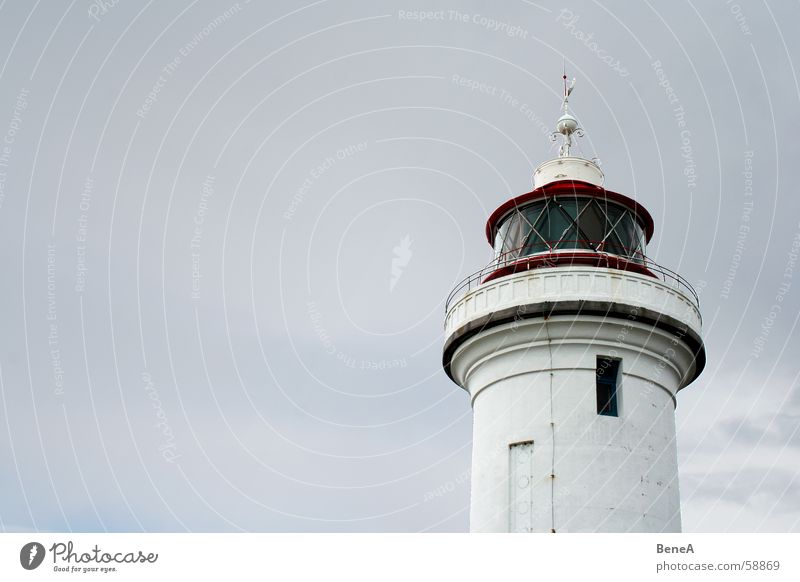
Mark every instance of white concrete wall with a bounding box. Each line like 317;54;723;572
451;316;693;533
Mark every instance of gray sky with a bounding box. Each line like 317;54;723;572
0;0;798;532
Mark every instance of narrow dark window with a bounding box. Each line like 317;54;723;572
596;357;620;416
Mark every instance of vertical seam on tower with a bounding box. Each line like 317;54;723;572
544;316;556;533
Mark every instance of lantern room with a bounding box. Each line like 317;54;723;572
484;176;655;281
480;75;656;284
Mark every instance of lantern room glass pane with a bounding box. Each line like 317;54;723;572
616;213;638;255
503;213;523;258
523;202;548;254
575;200;606;247
494;217;512;259
636;228;647;260
542;202;575;247
492;197;648;263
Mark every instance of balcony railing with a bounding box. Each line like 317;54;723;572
444;244;700;314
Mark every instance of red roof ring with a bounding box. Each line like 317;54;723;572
485;180;655;245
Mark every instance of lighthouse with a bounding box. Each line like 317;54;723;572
442;78;705;532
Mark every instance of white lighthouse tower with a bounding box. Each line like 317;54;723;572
442;78;705;532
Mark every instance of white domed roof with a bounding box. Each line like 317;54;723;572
533;156;604;188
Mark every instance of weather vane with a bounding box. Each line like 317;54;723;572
550;70;583;157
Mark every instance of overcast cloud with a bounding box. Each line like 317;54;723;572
0;0;798;532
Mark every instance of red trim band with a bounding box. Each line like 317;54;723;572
481;252;656;284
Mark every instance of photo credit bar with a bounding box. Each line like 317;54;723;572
0;533;797;581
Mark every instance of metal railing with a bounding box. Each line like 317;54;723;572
444;244;700;314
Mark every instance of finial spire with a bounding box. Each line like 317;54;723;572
562;73;575;112
551;71;582;157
